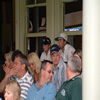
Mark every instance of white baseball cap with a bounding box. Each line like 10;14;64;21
55;33;70;44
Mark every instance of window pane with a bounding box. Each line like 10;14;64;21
37;0;46;3
27;6;46;33
27;37;45;57
26;0;35;5
64;0;82;31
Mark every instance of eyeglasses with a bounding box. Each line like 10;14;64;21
44;69;54;74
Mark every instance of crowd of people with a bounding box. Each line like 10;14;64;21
0;33;82;100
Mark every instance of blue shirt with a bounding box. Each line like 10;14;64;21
27;81;56;100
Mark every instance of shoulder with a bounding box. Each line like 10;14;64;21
65;44;75;50
68;78;82;91
47;82;55;87
41;52;46;56
59;60;67;68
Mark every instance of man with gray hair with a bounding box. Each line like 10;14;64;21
55;56;82;100
50;44;67;92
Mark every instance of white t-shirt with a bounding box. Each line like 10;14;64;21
40;50;52;61
60;44;75;63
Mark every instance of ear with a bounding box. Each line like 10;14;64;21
22;64;26;70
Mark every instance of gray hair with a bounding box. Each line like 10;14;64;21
15;53;28;71
68;56;81;73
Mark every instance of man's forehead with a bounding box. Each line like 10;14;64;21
46;62;53;69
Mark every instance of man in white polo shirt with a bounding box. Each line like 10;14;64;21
55;33;75;64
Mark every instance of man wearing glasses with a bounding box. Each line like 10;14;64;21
50;44;67;92
27;60;56;100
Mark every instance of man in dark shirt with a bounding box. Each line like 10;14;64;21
55;56;82;100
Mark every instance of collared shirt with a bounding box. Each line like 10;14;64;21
40;50;52;61
60;44;75;63
27;81;56;100
10;71;34;100
55;75;82;100
52;60;67;92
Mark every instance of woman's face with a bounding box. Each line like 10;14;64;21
29;62;36;72
4;86;14;100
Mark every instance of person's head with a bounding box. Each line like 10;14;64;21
55;33;69;49
73;49;82;60
4;80;21;100
13;53;28;79
28;52;41;74
50;44;60;67
41;60;53;83
67;56;81;80
11;50;22;62
4;51;14;68
42;37;51;54
73;49;82;71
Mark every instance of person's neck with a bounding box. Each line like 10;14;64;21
62;47;64;53
38;78;46;89
45;50;49;55
18;70;27;79
54;64;58;69
68;72;80;81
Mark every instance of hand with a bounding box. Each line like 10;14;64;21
3;64;10;73
6;67;18;78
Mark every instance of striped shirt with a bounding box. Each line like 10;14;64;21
52;60;67;92
10;71;34;100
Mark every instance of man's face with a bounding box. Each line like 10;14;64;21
58;38;66;49
43;44;50;53
51;52;60;66
13;57;22;78
43;62;53;83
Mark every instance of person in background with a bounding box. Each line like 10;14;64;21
28;52;41;83
73;49;82;78
50;44;67;92
40;37;52;62
55;56;82;100
3;51;14;74
55;33;75;64
73;49;82;60
27;60;56;100
4;80;21;100
0;51;16;93
0;50;23;94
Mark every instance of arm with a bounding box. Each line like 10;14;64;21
0;67;18;93
0;72;11;92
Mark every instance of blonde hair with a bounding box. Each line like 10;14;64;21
28;52;41;74
6;80;21;100
4;51;13;61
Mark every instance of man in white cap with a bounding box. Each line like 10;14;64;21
55;33;75;64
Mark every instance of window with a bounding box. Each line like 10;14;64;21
63;0;82;32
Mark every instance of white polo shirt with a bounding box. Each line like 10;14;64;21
40;50;52;61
